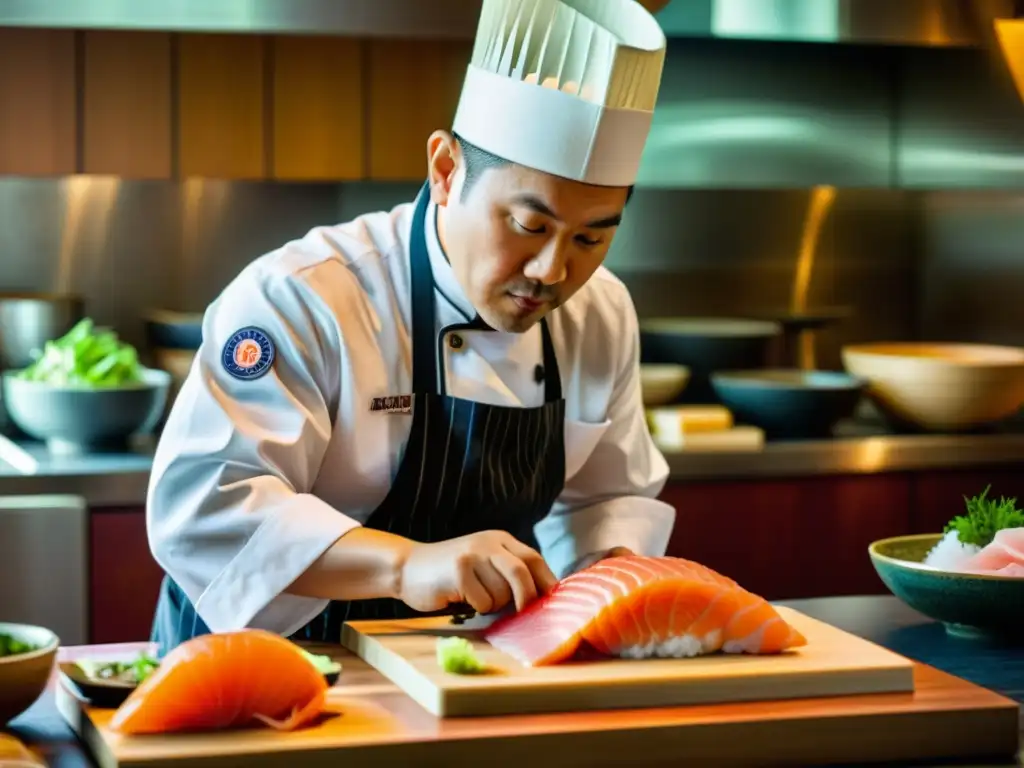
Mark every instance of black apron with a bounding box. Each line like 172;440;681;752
150;184;567;654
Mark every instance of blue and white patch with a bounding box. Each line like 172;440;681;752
221;327;275;381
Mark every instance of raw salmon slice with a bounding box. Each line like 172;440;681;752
109;629;328;734
483;555;807;666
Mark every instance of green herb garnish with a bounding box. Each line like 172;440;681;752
15;318;143;388
436;636;486;675
301;650;342;676
0;632;37;657
76;653;160;684
944;485;1024;548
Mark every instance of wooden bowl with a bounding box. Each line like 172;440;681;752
869;534;1024;642
640;364;690;406
0;622;59;725
842;342;1024;432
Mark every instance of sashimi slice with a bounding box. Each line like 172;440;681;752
958;527;1024;577
109;629;327;735
483;555;807;666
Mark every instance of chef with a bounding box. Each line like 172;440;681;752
147;0;675;654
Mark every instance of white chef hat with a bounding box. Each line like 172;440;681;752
452;0;667;188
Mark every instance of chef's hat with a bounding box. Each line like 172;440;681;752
452;0;667;188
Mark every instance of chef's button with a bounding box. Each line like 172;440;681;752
448;334;464;350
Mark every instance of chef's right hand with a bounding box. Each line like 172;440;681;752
398;530;558;614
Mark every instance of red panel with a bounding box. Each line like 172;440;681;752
911;467;1024;534
659;474;914;601
89;506;165;644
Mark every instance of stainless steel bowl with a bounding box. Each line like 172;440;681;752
0;293;85;370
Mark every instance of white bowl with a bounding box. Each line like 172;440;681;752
640;364;690;406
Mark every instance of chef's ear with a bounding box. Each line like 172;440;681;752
427;130;459;206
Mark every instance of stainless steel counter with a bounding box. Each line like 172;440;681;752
3;419;1024;506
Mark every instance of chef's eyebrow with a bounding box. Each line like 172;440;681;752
510;194;623;229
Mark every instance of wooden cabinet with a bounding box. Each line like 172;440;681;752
0;29;473;181
89;506;165;645
82;31;173;177
0;29;76;176
271;36;365;181
367;39;472;180
177;34;267;179
659;474;914;601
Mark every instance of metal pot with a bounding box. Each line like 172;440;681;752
0;293;86;371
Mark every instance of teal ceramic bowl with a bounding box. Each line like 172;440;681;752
869;533;1024;642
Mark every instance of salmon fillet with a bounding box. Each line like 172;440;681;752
109;629;327;734
483;555;808;666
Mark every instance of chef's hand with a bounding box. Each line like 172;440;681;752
398;530;558;614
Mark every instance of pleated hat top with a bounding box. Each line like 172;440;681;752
451;0;667;188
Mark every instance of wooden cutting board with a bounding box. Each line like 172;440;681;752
339;606;916;717
55;652;1021;768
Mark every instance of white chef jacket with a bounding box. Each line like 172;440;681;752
146;193;675;637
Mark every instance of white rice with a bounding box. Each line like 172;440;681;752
922;530;981;571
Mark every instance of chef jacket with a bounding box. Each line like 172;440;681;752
146;195;675;638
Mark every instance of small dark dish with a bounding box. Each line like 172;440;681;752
144;310;204;351
710;369;865;440
59;659;342;709
59;662;138;708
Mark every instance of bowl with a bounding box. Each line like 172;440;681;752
144;309;203;351
869;533;1024;641
639;318;782;404
0;293;85;370
640;364;690;406
710;369;865;440
1;367;171;455
842;342;1024;432
0;622;60;725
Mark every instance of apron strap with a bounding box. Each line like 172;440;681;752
410;184;440;395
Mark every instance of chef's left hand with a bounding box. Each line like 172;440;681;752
570;546;635;574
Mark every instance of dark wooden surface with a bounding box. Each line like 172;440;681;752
7;596;1021;767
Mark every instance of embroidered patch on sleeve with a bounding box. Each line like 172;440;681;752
222;327;276;381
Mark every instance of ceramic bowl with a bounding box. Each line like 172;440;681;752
0;622;60;725
842;342;1024;432
1;367;171;455
640;364;690;406
868;533;1024;641
710;369;865;440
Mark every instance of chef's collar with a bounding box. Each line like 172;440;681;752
425;199;493;330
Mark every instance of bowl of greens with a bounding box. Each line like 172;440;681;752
869;486;1024;642
1;318;171;454
0;623;60;725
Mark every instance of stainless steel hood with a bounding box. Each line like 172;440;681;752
657;0;1019;47
0;0;1017;47
0;0;484;39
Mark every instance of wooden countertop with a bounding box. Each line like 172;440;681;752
5;596;1023;767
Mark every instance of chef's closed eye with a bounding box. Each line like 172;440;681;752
510;214;547;235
